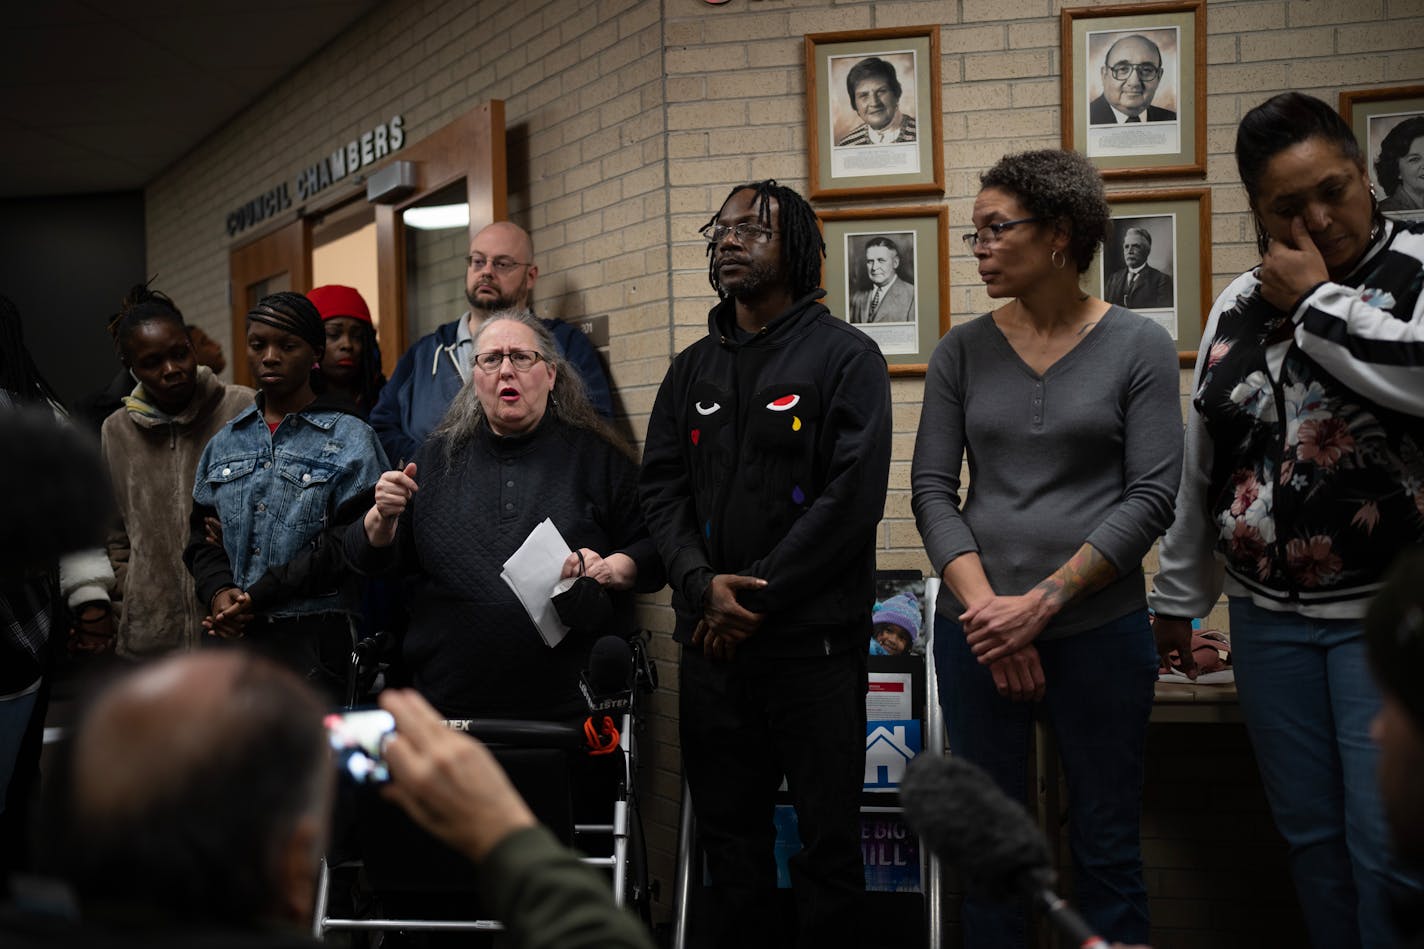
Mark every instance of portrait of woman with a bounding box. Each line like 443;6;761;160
1372;112;1424;216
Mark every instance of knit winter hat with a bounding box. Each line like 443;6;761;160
873;593;921;643
307;285;373;324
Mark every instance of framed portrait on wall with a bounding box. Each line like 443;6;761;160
1340;86;1424;223
1061;1;1205;179
1085;188;1211;364
805;26;944;201
819;205;948;374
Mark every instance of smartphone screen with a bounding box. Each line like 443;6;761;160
324;708;395;785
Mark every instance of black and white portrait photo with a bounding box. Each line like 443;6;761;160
847;232;917;325
1102;214;1177;335
1369;111;1424;221
827;50;920;178
1084;27;1180;159
819;205;947;366
807;27;943;199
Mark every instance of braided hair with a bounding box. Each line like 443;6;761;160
246;292;325;353
247;291;327;393
108;281;187;362
345;323;385;413
705;180;825;300
0;294;66;409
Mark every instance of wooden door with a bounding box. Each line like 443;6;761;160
228;218;311;387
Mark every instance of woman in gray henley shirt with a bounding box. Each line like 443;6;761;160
911;149;1182;949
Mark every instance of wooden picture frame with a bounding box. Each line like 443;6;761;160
805;26;944;201
819;205;949;375
1086;187;1211;364
1061;1;1206;179
1340;85;1424;224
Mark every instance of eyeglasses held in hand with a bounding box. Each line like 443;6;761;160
962;217;1043;251
1107;63;1162;81
466;255;532;274
698;222;776;245
473;349;545;372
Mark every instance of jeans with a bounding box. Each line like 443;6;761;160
680;646;868;949
934;609;1157;949
0;685;39;815
1229;598;1422;949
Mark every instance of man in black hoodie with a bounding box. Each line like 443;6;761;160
640;180;892;948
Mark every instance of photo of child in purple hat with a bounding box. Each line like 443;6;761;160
871;592;922;656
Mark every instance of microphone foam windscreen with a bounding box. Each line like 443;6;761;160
900;753;1051;901
587;636;633;694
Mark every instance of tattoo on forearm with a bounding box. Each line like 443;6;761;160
1034;544;1115;609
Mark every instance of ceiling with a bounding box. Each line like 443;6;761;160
1;0;382;199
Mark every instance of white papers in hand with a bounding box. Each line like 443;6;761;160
500;517;572;648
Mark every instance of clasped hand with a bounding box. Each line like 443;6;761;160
693;573;767;661
560;549;637;591
960;591;1056;664
960;593;1053;703
204;587;253;639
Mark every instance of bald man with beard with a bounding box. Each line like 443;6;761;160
368;220;614;466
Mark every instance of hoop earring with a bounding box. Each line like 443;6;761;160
1252;214;1271;257
1051;249;1066;270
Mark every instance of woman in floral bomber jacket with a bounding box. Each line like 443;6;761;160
1150;93;1424;949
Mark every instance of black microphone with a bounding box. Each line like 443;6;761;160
579;636;634;714
900;754;1109;949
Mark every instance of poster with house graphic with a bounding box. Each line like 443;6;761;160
864;720;921;791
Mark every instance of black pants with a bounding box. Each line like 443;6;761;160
680;645;868;949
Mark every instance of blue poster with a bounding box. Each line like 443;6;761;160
864;720;921;790
772;806;923;893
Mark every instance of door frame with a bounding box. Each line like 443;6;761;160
226;101;508;380
227;219;311;387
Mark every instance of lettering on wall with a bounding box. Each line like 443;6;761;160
224;183;293;239
225;115;405;237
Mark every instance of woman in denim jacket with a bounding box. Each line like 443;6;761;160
184;292;387;699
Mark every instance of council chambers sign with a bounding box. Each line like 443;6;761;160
225;115;406;238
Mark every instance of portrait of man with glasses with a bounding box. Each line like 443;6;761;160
1088;31;1178;126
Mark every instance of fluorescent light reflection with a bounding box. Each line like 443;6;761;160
402;203;470;230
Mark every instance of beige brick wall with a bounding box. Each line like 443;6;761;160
143;0;1423;934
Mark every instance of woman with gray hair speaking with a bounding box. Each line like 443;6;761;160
346;310;662;720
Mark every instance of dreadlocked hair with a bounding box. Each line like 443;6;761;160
705;180;825;300
0;294;66;410
108;280;187;359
